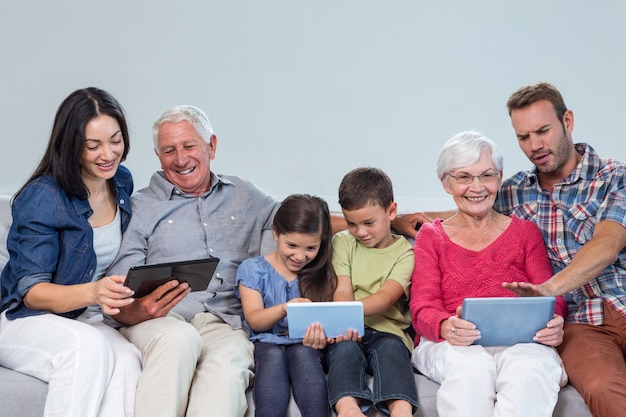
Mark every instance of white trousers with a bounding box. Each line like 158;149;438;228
412;337;567;417
121;311;254;417
0;308;142;417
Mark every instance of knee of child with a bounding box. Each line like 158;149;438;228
255;343;285;364
374;334;407;355
331;340;361;356
288;345;323;369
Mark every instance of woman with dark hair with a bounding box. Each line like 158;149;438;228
236;194;336;417
0;87;141;417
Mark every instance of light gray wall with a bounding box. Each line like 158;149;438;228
2;1;625;212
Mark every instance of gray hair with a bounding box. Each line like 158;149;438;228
436;131;504;179
152;105;214;151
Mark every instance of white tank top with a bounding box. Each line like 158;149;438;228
91;208;122;281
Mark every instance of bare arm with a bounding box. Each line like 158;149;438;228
23;275;135;316
333;275;355;301
239;283;311;332
504;220;626;296
391;210;456;238
359;279;405;317
330;213;347;234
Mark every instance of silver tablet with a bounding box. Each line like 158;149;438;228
287;301;364;338
461;296;556;347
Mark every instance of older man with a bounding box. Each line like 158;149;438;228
107;105;279;417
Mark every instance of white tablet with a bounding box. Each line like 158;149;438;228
461;296;556;347
286;301;365;338
124;257;220;298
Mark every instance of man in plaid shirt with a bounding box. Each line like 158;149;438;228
495;81;626;417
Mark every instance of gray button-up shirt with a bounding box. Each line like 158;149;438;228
108;171;279;329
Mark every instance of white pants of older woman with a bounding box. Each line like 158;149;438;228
412;337;568;417
0;307;142;417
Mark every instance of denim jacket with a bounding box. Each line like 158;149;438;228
0;165;133;320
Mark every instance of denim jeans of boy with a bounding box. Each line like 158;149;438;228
253;341;329;417
326;328;418;416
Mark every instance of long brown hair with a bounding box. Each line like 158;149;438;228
16;87;130;200
273;194;336;301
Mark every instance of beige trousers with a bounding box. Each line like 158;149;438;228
121;312;254;417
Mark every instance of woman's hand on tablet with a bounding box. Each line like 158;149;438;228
442;306;481;346
534;314;564;347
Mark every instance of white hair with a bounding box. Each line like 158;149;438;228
436;131;504;179
152;105;214;151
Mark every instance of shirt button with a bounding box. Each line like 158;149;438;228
203;223;208;227
168;219;173;224
556;239;561;243
230;216;236;221
119;199;125;204
209;248;214;253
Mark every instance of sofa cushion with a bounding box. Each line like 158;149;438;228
0;367;47;417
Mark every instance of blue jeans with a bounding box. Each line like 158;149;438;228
326;328;418;416
253;342;329;417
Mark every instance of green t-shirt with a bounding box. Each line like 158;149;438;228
332;230;415;350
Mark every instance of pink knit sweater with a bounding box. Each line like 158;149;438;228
410;216;568;344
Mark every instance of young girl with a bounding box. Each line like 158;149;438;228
236;194;336;417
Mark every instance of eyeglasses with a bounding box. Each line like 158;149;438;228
447;172;499;184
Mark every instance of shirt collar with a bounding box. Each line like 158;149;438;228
523;142;594;187
150;171;233;200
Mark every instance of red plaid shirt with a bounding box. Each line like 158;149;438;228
495;143;626;325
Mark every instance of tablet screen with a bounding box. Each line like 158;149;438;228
461;296;555;347
286;301;364;338
124;257;219;298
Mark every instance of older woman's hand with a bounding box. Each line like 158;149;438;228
441;306;482;346
533;314;565;347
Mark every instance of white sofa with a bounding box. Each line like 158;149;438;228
0;195;592;417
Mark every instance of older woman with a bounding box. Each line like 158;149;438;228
409;131;568;417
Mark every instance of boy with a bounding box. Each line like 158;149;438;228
328;167;417;417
